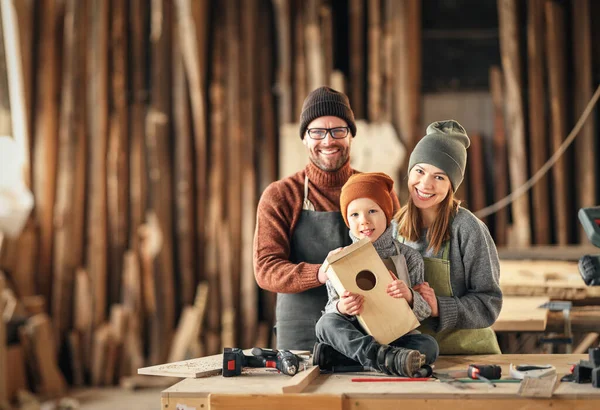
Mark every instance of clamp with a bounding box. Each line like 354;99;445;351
538;301;573;353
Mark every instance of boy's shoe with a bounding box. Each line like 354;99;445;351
375;345;426;377
312;342;361;370
393;348;426;377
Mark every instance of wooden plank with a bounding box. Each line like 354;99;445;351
272;0;292;124
304;0;324;91
0;274;6;402
545;0;571;245
293;0;307;116
320;4;333;85
571;0;596;243
491;296;549;332
52;0;87;350
281;365;320;394
174;0;208;294
209;394;343;410
87;0;109;327
573;332;599;354
497;0;531;246
367;0;381;121
499;259;600;300
107;0;130;308
27;313;67;397
527;0;550;245
172;20;196;307
489;67;508;246
205;3;226;354
240;0;258;349
5;345;26;402
546;308;600;333
139;352;222;378
128;0;149;251
468;133;486;224
1;0;31;184
381;0;394;121
147;0;176;364
348;0;364;118
498;244;598;261
32;0;62;309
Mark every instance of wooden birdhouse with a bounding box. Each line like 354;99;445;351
324;238;420;344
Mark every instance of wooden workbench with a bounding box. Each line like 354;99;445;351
160;354;600;409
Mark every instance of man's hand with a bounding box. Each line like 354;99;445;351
337;291;364;316
317;247;344;284
387;279;413;306
413;282;438;317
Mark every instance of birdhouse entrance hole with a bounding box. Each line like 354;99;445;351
355;270;376;291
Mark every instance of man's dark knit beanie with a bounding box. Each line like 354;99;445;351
299;86;357;139
408;120;470;191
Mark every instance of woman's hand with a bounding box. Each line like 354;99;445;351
413;282;439;317
387;279;413;306
337;291;364;316
317;247;343;283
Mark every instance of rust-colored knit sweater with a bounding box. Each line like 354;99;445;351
253;160;400;294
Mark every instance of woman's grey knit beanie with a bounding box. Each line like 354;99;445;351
408;120;470;191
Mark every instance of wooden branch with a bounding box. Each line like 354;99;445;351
87;0;109;327
497;0;531;246
527;0;550;245
545;0;570;245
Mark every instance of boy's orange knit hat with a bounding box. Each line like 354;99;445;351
340;172;396;227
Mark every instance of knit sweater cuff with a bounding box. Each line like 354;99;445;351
302;263;322;288
437;296;458;331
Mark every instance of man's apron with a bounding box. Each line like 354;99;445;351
405;239;501;354
275;176;352;351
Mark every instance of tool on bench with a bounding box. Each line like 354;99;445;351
569;347;600;388
509;364;556;379
467;364;502;387
222;347;300;377
577;207;600;286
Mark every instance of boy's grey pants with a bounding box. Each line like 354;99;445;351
315;312;439;369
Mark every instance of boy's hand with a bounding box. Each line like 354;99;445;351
337;291;364;316
413;282;438;317
387;279;413;305
318;247;343;283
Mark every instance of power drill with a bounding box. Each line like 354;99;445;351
578;207;600;286
222;347;300;377
572;348;600;388
467;364;502;382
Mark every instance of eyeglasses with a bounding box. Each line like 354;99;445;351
306;127;350;140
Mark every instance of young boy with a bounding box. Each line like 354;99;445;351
314;172;439;376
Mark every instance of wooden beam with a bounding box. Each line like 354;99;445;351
272;0;292;124
304;0;325;91
573;332;599;354
497;0;531;246
292;0;307;116
527;0;550;245
545;0;571;245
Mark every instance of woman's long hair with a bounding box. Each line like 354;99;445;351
395;189;461;255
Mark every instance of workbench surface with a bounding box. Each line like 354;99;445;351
161;354;600;409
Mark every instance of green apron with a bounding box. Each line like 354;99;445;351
411;240;501;355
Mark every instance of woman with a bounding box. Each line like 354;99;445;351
394;119;502;354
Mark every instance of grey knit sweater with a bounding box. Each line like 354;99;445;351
398;207;502;332
324;225;431;321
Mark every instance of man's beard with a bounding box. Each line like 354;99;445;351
308;146;350;172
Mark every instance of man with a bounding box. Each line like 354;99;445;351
253;86;400;350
